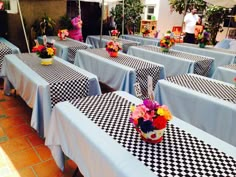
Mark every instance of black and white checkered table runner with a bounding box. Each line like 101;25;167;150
16;53;89;107
0;41;12;72
222;64;236;70
86;48;161;99
136;45;214;76
70;92;236;176
181;43;236;55
47;36;89;63
166;74;236;104
100;35;139;45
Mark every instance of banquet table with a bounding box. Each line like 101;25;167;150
45;91;236;177
128;45;214;77
121;35;160;46
212;64;236;84
173;43;236;72
154;73;236;146
214;38;236;49
74;48;165;98
1;53;101;137
0;37;20;75
38;36;92;63
86;35;140;53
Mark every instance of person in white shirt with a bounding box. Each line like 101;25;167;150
183;7;200;44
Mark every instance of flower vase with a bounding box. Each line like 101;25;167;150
111;36;118;41
199;43;205;48
161;47;169;52
41;58;53;65
143;33;147;38
109;51;118;58
136;128;166;144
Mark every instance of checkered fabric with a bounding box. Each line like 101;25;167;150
70;92;236;176
86;48;161;99
16;53;89;107
166;74;236;104
181;43;236;55
47;36;89;63
222;64;236;70
136;45;214;76
99;35;139;53
0;41;12;72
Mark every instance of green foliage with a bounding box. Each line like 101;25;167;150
169;0;227;45
31;14;56;37
169;0;206;14
204;6;226;45
59;15;73;30
110;0;144;33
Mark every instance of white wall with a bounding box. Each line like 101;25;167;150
144;0;183;38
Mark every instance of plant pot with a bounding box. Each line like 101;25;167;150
136;128;166;144
41;58;53;65
109;51;118;57
161;47;169;52
199;43;206;48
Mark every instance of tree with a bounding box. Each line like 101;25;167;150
110;0;144;34
204;6;226;45
169;0;206;14
169;0;227;44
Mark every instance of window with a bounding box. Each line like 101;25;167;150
146;5;155;20
1;0;18;14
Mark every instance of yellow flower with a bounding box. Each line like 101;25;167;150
157;108;165;116
130;105;136;112
47;48;54;56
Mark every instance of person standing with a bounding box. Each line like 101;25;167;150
69;15;83;42
183;7;200;44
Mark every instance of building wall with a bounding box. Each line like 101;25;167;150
7;0;66;52
144;0;183;38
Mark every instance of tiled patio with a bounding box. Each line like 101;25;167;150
0;84;83;177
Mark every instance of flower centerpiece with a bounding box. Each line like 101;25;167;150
130;99;173;144
32;42;56;65
142;25;151;37
159;31;175;52
110;29;120;41
234;77;236;87
197;30;210;48
105;40;122;57
57;29;69;40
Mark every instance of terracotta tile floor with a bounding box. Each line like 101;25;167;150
0;89;84;177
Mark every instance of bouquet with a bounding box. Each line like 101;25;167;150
234;77;236;87
57;29;69;40
32;42;56;58
159;31;175;51
142;25;151;36
111;29;119;37
197;30;210;45
105;40;122;53
130;99;172;143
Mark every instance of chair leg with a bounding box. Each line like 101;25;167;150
72;167;79;177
